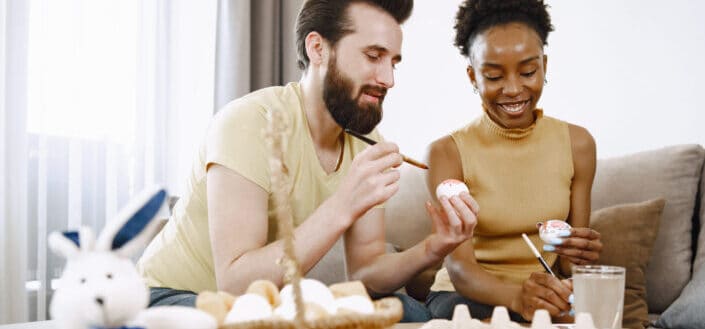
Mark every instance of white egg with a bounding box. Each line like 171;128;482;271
435;179;469;199
279;279;336;315
273;302;296;321
224;293;272;323
334;295;374;314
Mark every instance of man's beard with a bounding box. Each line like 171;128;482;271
322;55;385;135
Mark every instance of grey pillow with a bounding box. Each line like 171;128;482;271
655;263;705;328
656;185;705;329
591;144;705;313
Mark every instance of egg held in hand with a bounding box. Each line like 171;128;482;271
435;179;470;199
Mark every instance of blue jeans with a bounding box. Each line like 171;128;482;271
149;287;197;307
149;288;431;323
426;291;527;322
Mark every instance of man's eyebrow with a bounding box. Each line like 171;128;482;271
365;45;402;63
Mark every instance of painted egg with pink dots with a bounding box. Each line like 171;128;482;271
435;179;470;200
537;219;572;243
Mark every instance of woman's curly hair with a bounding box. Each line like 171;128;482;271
454;0;554;58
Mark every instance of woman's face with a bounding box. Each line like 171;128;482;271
468;22;547;129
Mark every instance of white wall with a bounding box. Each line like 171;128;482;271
381;0;705;160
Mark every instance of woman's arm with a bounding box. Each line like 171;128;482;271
427;136;572;320
426;137;520;308
555;124;601;275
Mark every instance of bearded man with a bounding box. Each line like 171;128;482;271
137;0;477;322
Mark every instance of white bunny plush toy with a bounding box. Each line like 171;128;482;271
48;187;216;329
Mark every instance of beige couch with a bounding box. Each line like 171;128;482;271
308;144;705;328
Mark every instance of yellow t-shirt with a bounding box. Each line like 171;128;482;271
431;109;573;291
137;82;382;292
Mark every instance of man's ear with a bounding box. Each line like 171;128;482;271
305;31;328;66
467;65;478;89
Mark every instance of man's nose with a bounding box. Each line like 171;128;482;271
376;63;395;89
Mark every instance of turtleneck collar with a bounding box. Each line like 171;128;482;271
480;103;543;139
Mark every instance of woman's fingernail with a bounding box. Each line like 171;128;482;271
542;244;556;252
549;238;564;245
569;294;574;304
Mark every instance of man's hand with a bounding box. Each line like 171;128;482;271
333;141;403;225
424;191;479;259
546;227;602;265
513;272;573;321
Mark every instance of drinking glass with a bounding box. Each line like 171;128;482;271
572;265;625;329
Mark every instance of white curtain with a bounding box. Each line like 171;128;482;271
1;0;30;324
1;0;217;323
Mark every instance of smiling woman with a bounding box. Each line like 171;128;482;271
423;0;600;324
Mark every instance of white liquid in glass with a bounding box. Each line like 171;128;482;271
574;273;625;329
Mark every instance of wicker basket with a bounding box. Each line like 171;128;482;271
218;297;403;329
213;110;402;329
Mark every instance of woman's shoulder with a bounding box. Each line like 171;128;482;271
565;123;596;155
428;135;458;160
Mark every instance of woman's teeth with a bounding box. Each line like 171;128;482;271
500;102;526;113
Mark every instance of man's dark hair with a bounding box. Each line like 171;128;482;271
454;0;553;58
295;0;413;70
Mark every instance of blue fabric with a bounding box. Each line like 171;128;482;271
148;287;197;307
391;293;432;323
63;231;80;247
113;190;166;250
426;291;527;322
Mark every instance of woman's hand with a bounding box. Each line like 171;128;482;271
513;272;573;321
544;227;602;265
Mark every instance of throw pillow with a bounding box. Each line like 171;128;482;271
656;263;705;329
589;198;666;329
656;188;705;328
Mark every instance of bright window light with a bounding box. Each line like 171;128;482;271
27;0;139;145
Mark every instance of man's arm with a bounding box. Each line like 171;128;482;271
208;164;350;294
208;141;403;294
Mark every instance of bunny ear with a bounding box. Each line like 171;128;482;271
48;231;80;260
96;186;168;254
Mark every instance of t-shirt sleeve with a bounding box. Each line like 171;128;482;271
205;101;271;193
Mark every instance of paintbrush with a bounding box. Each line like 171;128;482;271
521;233;556;277
344;128;429;170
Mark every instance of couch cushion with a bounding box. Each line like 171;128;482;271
385;166;433;251
307;238;346;285
590;198;665;329
591;144;705;313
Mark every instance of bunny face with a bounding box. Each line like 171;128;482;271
48;187;168;329
50;252;148;328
